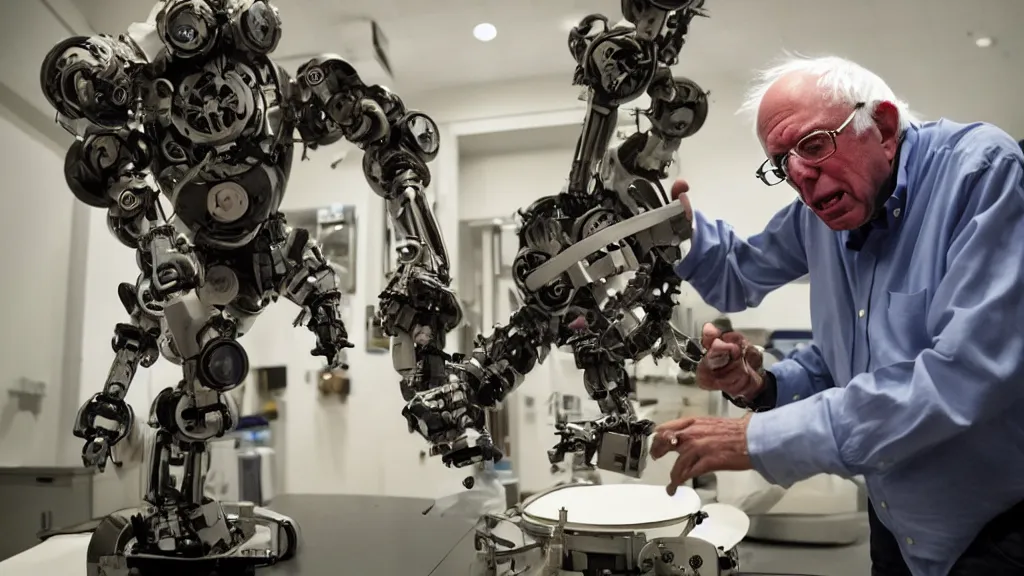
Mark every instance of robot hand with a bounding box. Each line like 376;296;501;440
548;414;655;478
401;363;503;468
73;392;135;471
657;323;705;373
307;291;354;370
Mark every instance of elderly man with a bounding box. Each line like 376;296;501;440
651;55;1024;576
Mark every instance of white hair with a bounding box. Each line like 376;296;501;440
736;53;921;136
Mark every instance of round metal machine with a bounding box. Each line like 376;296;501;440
473;483;748;576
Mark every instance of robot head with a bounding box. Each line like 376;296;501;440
228;0;283;54
40;36;135;128
156;0;219;59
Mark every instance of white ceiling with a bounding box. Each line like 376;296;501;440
71;0;1024;134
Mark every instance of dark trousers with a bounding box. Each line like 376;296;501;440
869;500;1024;575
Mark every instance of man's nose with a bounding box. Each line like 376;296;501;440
786;156;819;192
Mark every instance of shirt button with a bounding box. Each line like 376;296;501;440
792;394;801;400
858;309;866;318
893;208;901;218
905;537;914;545
880;501;888;509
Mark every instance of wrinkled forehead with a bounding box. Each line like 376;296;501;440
756;73;845;153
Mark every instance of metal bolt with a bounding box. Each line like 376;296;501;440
119;191;140;210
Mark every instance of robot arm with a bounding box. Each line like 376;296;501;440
73;282;162;471
275;220;354;369
571;1;709;196
403;303;562;467
291;59;461;394
401;0;712;478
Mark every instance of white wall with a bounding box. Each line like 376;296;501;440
459;148;574;222
0;108;74;467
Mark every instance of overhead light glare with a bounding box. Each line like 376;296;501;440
474;22;497;42
975;36;993;48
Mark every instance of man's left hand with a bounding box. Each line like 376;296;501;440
650;416;754;496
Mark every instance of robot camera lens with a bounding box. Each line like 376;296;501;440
173;25;197;43
198;338;249;391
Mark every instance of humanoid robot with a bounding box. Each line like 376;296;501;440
40;1;448;574
399;0;712;482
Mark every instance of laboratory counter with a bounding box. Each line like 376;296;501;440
1;493;870;576
264;494;871;576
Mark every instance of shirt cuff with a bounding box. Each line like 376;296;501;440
723;370;777;411
674;210;711;280
768;358;815;407
746;390;852;487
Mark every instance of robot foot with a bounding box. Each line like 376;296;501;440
88;503;299;576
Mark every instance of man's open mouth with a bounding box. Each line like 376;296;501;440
814;191;845;211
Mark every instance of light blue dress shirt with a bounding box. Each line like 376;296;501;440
675;119;1024;576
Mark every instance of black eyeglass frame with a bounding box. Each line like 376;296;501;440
754;102;867;186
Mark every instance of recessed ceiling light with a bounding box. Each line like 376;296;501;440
975;36;993;48
473;23;497;42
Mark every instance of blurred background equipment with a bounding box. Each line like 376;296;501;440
282;204;358;294
317;367;351;400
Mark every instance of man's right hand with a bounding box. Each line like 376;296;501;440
696;323;766;402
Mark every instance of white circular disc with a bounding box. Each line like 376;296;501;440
198;265;239;306
523;484;701;531
687;502;750;551
207;182;250;223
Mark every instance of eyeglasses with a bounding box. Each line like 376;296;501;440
755;102;866;186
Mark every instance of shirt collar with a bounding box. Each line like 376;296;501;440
845;127;917;251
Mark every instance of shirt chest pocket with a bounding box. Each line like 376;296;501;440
878;289;931;362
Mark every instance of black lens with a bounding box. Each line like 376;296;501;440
198;338;249;391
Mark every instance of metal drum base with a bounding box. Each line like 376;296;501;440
472;484;744;576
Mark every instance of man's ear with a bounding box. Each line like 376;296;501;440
873;101;901;160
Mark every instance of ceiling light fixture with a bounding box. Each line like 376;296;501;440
975;36;993;48
474;22;497;42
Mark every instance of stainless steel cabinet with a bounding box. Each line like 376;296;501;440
0;467;93;561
